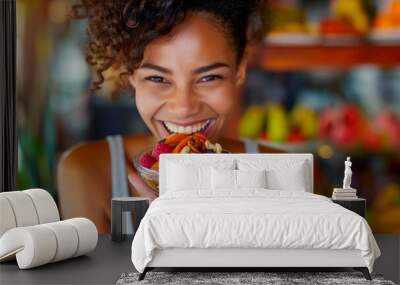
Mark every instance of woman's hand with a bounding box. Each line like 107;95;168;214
126;158;159;202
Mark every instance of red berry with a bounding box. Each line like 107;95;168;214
152;142;173;160
139;153;156;169
259;131;268;140
287;129;306;143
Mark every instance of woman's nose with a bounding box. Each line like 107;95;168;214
168;86;201;116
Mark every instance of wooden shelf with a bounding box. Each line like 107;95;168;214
256;43;400;71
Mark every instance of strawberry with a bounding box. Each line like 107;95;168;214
139;153;157;169
152;142;173;160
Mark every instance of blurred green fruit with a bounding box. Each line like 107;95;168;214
239;105;265;138
265;103;289;142
290;105;318;139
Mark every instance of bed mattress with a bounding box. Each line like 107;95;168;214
131;190;380;273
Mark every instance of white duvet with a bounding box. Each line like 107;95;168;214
131;190;380;273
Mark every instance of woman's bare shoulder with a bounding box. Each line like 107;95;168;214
57;133;155;196
57;138;112;205
58;139;108;167
56;133;155;216
58;133;155;168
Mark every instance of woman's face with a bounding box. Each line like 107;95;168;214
129;13;247;141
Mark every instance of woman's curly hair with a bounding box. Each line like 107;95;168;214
72;0;268;91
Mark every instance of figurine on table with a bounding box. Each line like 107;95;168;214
332;156;358;199
343;156;353;189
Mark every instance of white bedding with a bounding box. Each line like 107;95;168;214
131;190;380;273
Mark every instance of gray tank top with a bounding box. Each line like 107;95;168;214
106;135;259;233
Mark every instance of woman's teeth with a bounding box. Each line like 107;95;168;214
163;119;211;134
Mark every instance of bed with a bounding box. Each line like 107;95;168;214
131;153;381;281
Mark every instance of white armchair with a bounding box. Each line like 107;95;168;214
0;189;97;269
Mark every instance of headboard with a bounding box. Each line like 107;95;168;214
159;153;314;195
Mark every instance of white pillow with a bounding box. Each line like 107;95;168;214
211;168;236;190
167;160;235;192
211;168;267;190
237;159;308;191
266;168;306;191
167;162;209;191
236;169;267;188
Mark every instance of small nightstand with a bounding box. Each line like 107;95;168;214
111;197;150;242
331;198;366;218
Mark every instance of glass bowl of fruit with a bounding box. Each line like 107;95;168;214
133;148;160;191
133;132;228;192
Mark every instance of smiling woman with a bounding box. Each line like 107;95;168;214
57;0;284;234
130;13;245;142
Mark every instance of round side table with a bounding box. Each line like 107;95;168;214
111;197;150;242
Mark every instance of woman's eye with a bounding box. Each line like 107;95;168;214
144;76;169;84
197;75;223;83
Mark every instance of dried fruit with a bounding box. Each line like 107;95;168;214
164;133;188;146
151;161;159;171
139;153;157;168
187;137;204;153
193;132;207;141
140;133;225;171
152;142;173;160
172;136;192;153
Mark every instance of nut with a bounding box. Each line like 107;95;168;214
205;140;213;150
215;143;222;153
187;137;203;153
180;145;191;154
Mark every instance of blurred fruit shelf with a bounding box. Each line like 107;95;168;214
256;43;400;71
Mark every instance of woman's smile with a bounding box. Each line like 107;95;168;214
161;118;214;134
155;118;217;137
